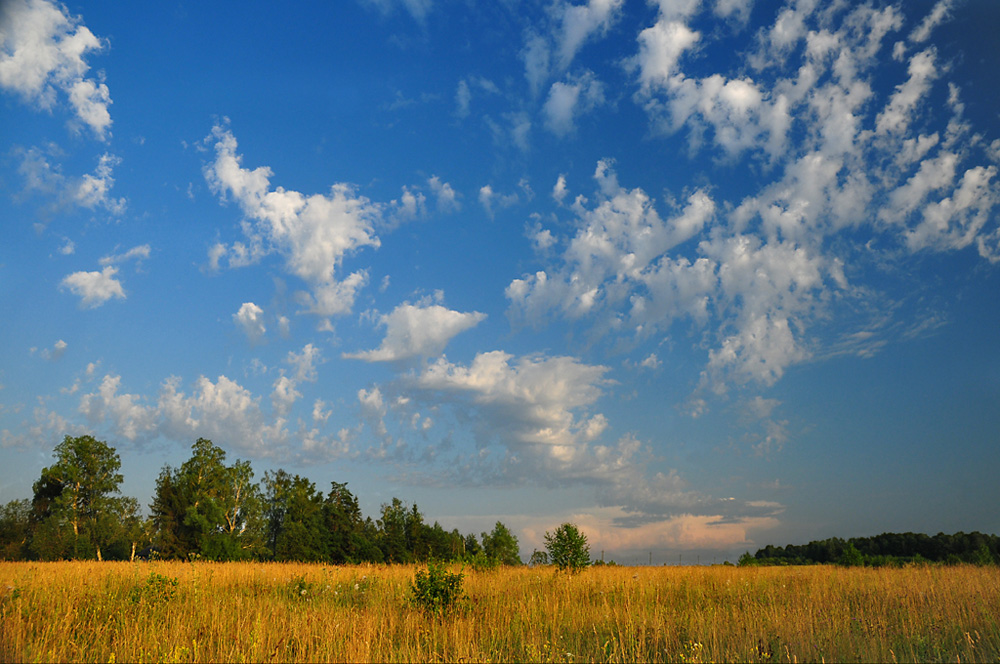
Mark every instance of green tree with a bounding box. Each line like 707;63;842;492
528;549;549;567
262;470;328;561
0;499;31;560
838;541;864;567
323;481;375;563
30;435;135;560
149;439;263;560
377;498;415;563
481;521;522;565
544;522;591;573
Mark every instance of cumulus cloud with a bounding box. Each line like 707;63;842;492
204;124;382;318
77;372;350;460
506;1;1000;397
233;302;266;342
60;265;125;308
428;175;460;213
543;71;605;137
16;148;126;217
39;339;67;361
345;301;486;362
0;0;112;138
414;350;610;449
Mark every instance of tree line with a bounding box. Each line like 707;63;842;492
739;531;1000;567
0;435;523;565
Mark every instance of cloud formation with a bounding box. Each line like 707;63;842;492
345;301;486;363
0;0;112;138
60;265;125;308
204;124;382;318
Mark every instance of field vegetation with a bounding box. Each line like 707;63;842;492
2;560;998;663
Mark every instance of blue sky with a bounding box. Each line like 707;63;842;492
2;0;998;563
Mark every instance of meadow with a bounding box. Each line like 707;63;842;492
1;561;998;663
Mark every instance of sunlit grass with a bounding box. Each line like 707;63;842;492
1;561;998;662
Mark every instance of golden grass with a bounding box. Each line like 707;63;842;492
1;561;998;663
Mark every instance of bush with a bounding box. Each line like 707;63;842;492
544;523;591;573
128;572;179;606
410;560;465;616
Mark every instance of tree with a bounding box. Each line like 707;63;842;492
528;549;549;567
0;499;31;560
544;522;591;573
482;521;522;565
262;470;328;561
30;435;135;560
149;438;264;560
323;481;375;563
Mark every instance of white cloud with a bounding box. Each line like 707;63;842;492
543;71;605;137
521;32;551;97
40;339;67;361
875;48;938;137
552;174;569;204
233;302;266;342
16;147;125;216
345;302;486;362
60;265;125;308
271;375;301;417
99;244;150;266
0;0;112;138
428;175;460;213
414;350;610;449
204;124;381;318
555;0;624;70
287;343;322;382
909;0;954;43
478;184;519;219
633;18;700;90
75;371;351;460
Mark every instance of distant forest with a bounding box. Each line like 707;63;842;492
740;532;1000;567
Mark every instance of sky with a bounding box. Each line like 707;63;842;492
1;0;999;564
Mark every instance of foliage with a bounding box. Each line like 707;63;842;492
481;521;522;565
150;438;264;561
0;500;32;561
467;550;500;572
544;522;591;573
29;435;141;561
410;560;466;616
528;549;549;567
751;531;1000;567
128;572;179;606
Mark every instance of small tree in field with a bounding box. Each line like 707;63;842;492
544;522;591;573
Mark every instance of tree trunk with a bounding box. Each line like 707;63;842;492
96;544;103;562
130;541;136;562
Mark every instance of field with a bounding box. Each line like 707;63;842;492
1;561;998;663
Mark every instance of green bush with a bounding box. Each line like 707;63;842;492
128;572;179;606
410;560;465;616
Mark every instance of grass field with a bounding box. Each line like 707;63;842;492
1;561;998;663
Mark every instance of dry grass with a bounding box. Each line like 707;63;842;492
1;561;998;662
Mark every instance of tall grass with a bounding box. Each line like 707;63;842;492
1;561;998;662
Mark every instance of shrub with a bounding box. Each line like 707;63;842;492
128;572;179;606
411;560;465;616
